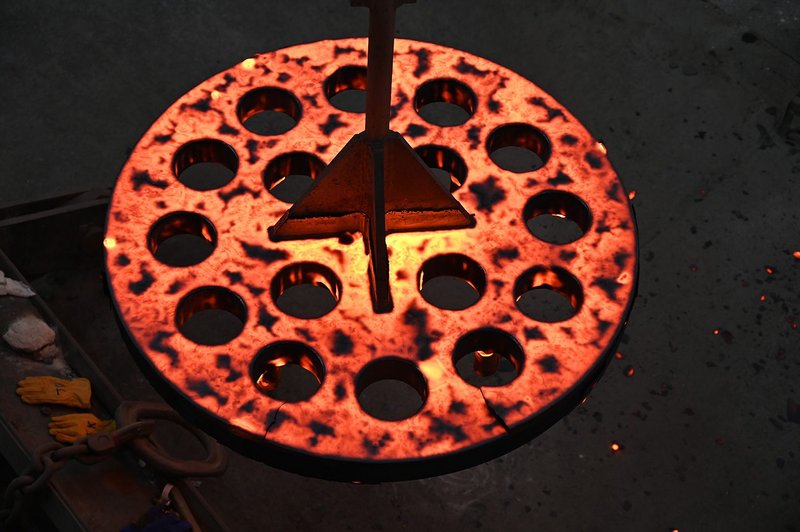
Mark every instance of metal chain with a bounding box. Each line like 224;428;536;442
0;420;155;530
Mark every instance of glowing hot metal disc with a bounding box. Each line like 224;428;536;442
105;38;637;482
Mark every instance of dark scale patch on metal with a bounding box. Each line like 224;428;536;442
429;417;468;442
150;331;179;366
363;433;392;456
303;94;319;108
246;284;265;297
536;354;560;373
129;266;155;295
492;247;519;267
560;134;579;145
469;176;506;213
491;279;506;297
245;139;260;164
585;151;604;169
548;171;574;186
187;379;228;405
295;328;315;342
238;399;255;413
449;401;466;415
154;134;172;144
334;382;346;401
258;306;279;332
593;277;623;301
413;48;431;77
332;329;354;355
390;91;409;119
607;182;622;202
224;270;243;285
132;170;168;191
491;400;526;419
277;72;291;83
218;123;239;135
467;126;481;149
216;354;243;382
404;305;438;361
219;184;260;204
614;252;631;269
529;97;566;122
455;57;489;77
404;123;428;138
167;281;184;295
240;241;288;263
190;97;211;112
309;420;335;447
321;113;347;135
597;318;612;334
559;250;578;262
316;143;330;154
561;326;574;337
295;56;310;66
266;407;293;433
116;254;131;267
524;326;545;340
498;314;513;324
195;202;206;211
214;73;236;91
488;91;502;113
334;45;359;56
156;201;168;209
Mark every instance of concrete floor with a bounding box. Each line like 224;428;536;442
1;0;799;530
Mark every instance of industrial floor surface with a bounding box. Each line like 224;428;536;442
1;1;799;530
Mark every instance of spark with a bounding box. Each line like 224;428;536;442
615;352;624;360
103;237;116;250
759;294;766;302
628;190;636;200
241;58;256;70
610;441;622;453
597;141;607;155
624;366;634;377
765;266;774;275
793;251;800;260
211;90;221;100
713;329;720;335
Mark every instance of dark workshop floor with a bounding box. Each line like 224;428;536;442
1;1;799;531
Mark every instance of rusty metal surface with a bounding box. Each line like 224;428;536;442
104;38;637;481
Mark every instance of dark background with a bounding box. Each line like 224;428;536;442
1;1;799;530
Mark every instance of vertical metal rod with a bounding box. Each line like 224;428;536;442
355;0;407;140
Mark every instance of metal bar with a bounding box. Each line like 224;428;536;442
353;0;415;139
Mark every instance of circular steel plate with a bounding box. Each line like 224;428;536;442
105;38;638;481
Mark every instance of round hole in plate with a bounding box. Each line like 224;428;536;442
324;65;368;113
414;78;477;126
487;123;551;173
263;152;326;203
514;266;583;322
237;87;301;135
452;327;524;387
251;341;325;403
173;139;239;191
414;145;468;192
176;287;247;345
271;262;342;319
147;211;217;266
418;254;486;311
523;191;591;244
356;357;428;421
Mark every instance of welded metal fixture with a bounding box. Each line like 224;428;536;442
105;0;637;481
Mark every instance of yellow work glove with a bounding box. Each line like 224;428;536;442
48;413;116;444
16;376;92;409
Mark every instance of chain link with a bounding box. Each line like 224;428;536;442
0;420;155;529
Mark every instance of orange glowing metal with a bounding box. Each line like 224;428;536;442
105;38;637;481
